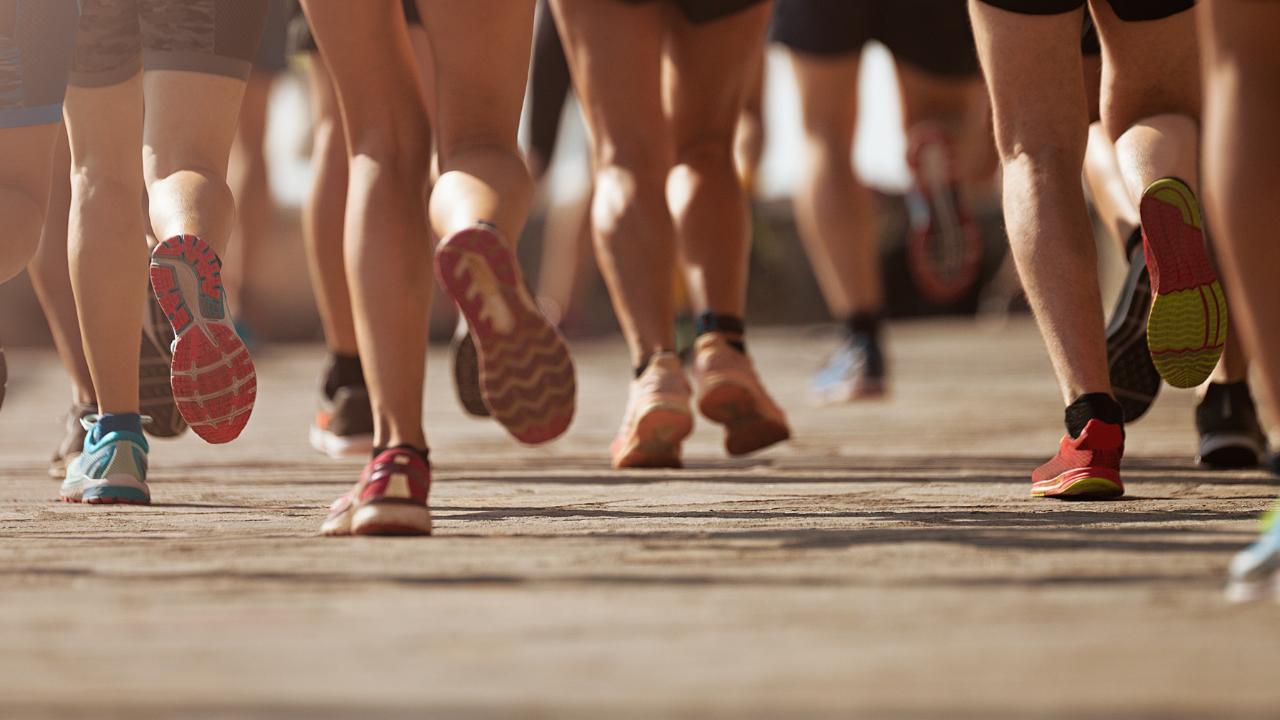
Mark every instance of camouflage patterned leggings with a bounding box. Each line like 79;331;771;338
0;0;81;129
69;0;269;88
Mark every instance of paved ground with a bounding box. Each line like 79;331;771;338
1;318;1278;719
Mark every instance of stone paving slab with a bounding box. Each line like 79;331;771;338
1;319;1277;718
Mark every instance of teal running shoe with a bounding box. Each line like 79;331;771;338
1225;506;1280;603
60;413;151;505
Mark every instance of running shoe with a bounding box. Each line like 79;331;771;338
1106;245;1162;423
320;447;432;536
435;224;575;445
905;123;984;307
49;403;96;479
1031;419;1125;498
0;341;6;413
692;332;790;456
611;352;694;469
60;414;150;505
1225;508;1280;603
809;330;886;405
450;317;489;418
1140;178;1228;389
1196;381;1267;469
140;282;187;438
149;234;256;444
310;384;375;458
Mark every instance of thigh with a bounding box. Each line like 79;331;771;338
665;1;773;152
142;70;245;180
418;0;536;160
789;50;860;155
1089;0;1198;141
0;121;60;206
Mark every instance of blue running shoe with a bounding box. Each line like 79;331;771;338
1225;507;1280;603
60;413;151;505
809;331;886;406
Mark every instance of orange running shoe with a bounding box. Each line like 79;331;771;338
1140;178;1227;389
149;235;256;444
435;224;576;445
1031;419;1125;499
692;333;790;456
610;352;694;469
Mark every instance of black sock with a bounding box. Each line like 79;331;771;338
372;444;430;466
324;353;365;399
1065;393;1124;439
97;412;143;437
845;312;882;341
1125;228;1144;259
696;311;746;353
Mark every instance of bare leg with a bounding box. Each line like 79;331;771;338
224;68;276;326
0;121;59;283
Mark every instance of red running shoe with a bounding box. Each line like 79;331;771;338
905;123;984;307
1031;419;1125;498
435;224;576;445
149;235;256;443
320;448;432;536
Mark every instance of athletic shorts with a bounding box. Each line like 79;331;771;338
69;0;270;88
615;0;770;25
0;0;80;129
285;0;421;56
770;0;979;78
977;0;1192;22
252;0;287;73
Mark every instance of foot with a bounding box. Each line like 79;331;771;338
692;333;790;456
1225;508;1280;603
610;352;694;469
1105;245;1162;423
1140;178;1228;389
149;235;256;443
60;414;150;505
1031;419;1124;499
435;224;575;445
450;316;490;418
48;403;96;479
311;385;375;458
140;282;188;438
905;123;984;306
809;330;886;405
1196;381;1267;468
320;447;432;536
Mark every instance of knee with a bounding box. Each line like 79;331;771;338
674;134;735;173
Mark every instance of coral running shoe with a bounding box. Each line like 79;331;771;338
1031;419;1124;499
1140;178;1227;389
905;123;984;306
611;352;694;469
1225;507;1280;603
60;414;150;505
320;448;432;536
435;224;575;444
692;333;790;456
149;235;256;443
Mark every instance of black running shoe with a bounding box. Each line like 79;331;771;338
1106;245;1162;423
139;283;188;438
1197;381;1267;468
49;403;96;479
0;341;6;413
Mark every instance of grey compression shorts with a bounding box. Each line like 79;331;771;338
69;0;270;88
0;0;81;129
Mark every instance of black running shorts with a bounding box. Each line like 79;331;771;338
770;0;979;78
977;0;1193;22
0;0;80;129
614;0;771;25
69;0;271;88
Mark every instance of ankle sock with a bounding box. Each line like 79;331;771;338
96;412;143;439
372;444;431;467
696;311;746;354
846;311;882;341
1065;393;1124;439
325;353;365;399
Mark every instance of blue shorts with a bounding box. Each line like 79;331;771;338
0;0;81;129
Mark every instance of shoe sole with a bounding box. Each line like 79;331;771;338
1141;178;1228;389
613;404;694;469
140;284;187;438
60;477;151;505
906;130;983;306
1198;431;1264;469
1031;468;1124;499
1225;576;1280;604
309;424;375;458
1105;247;1161;423
698;379;790;456
451;325;490;418
149;235;256;444
435;227;575;445
351;501;433;536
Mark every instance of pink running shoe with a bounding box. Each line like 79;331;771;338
1031;419;1125;499
435;224;576;445
692;333;790;456
320;448;432;536
149;235;255;444
611;352;694;469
